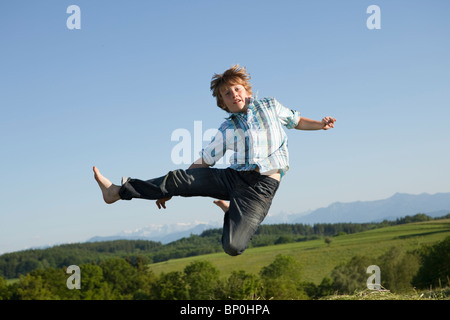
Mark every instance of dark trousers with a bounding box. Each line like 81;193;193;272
119;168;280;256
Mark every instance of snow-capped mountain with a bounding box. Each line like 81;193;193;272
87;222;219;244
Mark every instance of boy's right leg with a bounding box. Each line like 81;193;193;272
221;172;280;256
119;167;231;201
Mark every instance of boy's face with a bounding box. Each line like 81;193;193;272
220;83;252;113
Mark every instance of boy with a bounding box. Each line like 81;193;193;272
94;65;336;256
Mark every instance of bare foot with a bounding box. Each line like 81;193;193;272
93;166;121;204
213;200;230;213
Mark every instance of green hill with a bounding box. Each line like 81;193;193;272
1;218;448;300
1;214;448;282
148;219;450;284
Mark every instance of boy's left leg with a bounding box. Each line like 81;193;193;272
93;166;122;204
93;166;231;204
221;173;280;256
119;167;231;201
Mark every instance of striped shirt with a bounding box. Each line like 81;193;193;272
201;97;301;177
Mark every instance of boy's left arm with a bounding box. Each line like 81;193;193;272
295;116;336;130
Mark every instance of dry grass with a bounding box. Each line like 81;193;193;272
322;287;450;300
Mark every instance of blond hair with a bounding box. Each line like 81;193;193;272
210;65;253;112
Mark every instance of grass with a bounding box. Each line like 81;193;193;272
148;219;450;285
322;287;450;300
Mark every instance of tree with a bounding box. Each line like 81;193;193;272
0;277;11;300
260;254;307;299
223;270;261;300
275;236;294;245
77;264;114;300
101;259;139;299
413;236;450;289
15;274;53;300
331;255;373;294
184;261;220;300
153;271;188;300
377;247;420;293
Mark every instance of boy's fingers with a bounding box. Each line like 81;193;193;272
324;117;336;127
156;200;165;209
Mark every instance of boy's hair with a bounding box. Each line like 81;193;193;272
210;65;253;112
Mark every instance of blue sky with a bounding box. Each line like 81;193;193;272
1;0;449;254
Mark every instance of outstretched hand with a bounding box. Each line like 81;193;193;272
322;117;337;130
156;196;172;209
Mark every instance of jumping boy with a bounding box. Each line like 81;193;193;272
94;65;336;256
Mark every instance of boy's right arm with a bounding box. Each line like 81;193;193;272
156;158;211;209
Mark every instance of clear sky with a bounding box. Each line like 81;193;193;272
1;0;449;254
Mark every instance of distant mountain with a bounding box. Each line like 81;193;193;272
88;222;218;244
87;193;450;245
288;192;450;224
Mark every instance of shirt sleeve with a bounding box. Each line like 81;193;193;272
200;121;230;166
273;98;301;129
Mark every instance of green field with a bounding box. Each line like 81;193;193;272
148;219;450;284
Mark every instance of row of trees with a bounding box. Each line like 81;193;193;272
325;236;450;295
0;255;303;300
1;236;448;300
3;213;446;279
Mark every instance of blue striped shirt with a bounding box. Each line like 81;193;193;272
201;97;301;177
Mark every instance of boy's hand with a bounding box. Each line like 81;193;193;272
322;117;336;130
156;196;172;209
